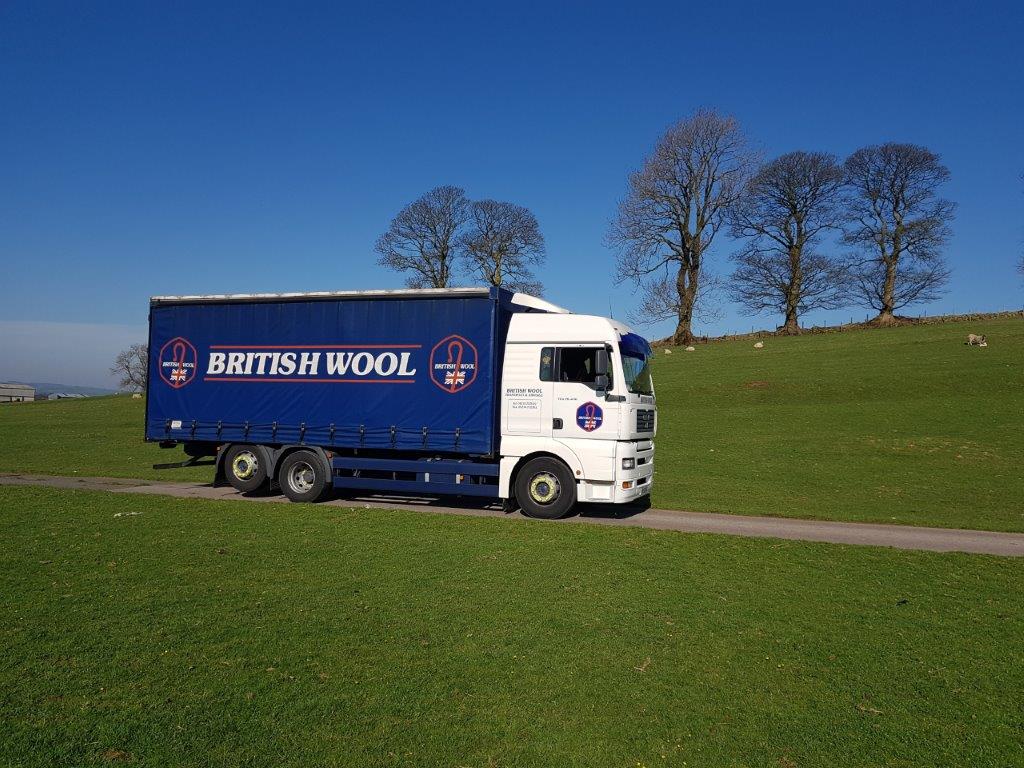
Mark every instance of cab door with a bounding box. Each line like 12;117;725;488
550;346;617;443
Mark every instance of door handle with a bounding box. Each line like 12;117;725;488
552;418;563;430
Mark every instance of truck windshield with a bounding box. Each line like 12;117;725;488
620;352;654;395
617;332;654;395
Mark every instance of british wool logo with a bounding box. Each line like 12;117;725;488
429;335;478;394
159;337;198;388
576;401;603;432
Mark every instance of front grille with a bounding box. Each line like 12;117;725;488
636;409;655;432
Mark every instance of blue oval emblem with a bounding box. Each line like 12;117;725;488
576;401;603;432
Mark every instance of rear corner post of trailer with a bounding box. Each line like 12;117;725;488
145;286;656;518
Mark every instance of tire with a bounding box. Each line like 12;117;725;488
515;457;576;520
278;449;331;503
224;444;269;493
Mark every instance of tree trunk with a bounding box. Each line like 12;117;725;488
779;308;801;335
672;264;698;345
874;256;898;325
781;244;802;335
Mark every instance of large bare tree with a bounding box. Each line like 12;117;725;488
842;143;954;324
610;109;755;344
460;199;546;294
728;151;847;334
111;343;148;393
375;185;469;288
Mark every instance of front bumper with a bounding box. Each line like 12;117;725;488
577;440;654;503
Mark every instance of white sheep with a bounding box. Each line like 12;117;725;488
754;341;764;349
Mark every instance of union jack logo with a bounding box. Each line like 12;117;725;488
444;369;466;388
171;367;188;383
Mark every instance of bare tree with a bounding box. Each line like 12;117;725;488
610;109;756;344
842;143;954;324
111;343;148;392
631;271;726;327
460;200;546;294
728;151;847;334
376;186;470;288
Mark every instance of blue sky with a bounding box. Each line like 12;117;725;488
2;1;1023;387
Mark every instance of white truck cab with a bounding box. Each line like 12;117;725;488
498;299;656;518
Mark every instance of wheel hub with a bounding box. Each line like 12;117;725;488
287;461;316;494
529;472;559;504
232;451;258;480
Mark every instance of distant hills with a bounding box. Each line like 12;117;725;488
16;382;117;397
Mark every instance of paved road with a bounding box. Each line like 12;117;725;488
3;473;1023;557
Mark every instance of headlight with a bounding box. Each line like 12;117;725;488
622;458;635;470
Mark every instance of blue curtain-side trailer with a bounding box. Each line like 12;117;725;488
146;287;517;503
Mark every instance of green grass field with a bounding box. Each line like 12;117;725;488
1;317;1022;530
0;394;209;483
2;485;1022;767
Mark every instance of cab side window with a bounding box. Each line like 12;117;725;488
540;347;611;388
539;347;555;382
558;347;598;383
557;347;611;389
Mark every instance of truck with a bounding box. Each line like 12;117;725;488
145;286;656;519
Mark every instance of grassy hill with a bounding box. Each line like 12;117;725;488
652;315;1024;531
1;316;1022;530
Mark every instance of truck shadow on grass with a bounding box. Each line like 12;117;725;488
330;490;653;521
575;497;652;520
221;483;653;521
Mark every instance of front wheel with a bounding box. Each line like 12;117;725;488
515;457;576;520
278;450;331;503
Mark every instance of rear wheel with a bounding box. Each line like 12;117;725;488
278;450;330;503
224;445;268;493
515;457;576;519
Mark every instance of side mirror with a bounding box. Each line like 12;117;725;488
594;348;610;392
